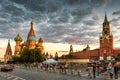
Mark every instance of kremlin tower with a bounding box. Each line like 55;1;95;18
99;12;114;60
69;13;120;60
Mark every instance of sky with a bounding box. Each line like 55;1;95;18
1;0;120;58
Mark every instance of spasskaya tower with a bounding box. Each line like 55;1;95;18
99;13;113;60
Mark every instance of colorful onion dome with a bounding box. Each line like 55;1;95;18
28;36;36;41
14;33;22;42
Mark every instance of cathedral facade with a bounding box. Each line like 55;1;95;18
69;14;120;61
14;21;44;57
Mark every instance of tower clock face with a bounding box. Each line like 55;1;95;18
104;30;107;34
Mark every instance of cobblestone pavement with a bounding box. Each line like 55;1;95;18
0;67;119;80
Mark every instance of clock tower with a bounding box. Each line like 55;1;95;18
99;13;113;60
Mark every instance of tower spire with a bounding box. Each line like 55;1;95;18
103;11;109;25
104;11;108;22
27;20;36;41
4;40;12;63
69;45;73;54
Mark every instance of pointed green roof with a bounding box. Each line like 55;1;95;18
14;33;22;42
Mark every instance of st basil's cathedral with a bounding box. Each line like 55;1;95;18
4;21;44;63
14;21;44;57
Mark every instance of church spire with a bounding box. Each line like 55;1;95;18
69;45;73;54
27;20;36;41
6;40;12;52
38;37;43;43
4;40;12;63
8;40;10;46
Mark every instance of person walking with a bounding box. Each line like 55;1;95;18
93;64;96;78
107;62;114;79
114;62;119;79
88;66;93;78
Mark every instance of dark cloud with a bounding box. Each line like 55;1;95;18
0;0;119;46
3;5;24;17
71;8;93;23
83;20;96;26
92;15;99;20
112;10;120;15
90;0;109;8
63;0;88;6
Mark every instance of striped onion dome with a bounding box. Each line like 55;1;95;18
14;33;22;42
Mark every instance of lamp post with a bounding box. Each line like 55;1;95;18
33;50;35;63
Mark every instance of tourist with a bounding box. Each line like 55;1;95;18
87;65;93;78
107;62;114;79
114;62;119;79
92;63;96;78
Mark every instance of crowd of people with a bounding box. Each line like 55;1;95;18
12;61;120;80
87;61;119;79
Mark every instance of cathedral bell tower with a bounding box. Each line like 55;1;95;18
4;40;13;63
27;21;36;49
99;13;113;60
14;33;22;57
37;37;44;54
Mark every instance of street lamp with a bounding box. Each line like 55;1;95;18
33;50;35;63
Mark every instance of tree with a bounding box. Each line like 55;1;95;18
19;48;44;63
12;56;20;63
32;48;44;62
20;48;30;63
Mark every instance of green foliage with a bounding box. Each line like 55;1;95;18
12;56;20;62
19;48;44;63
